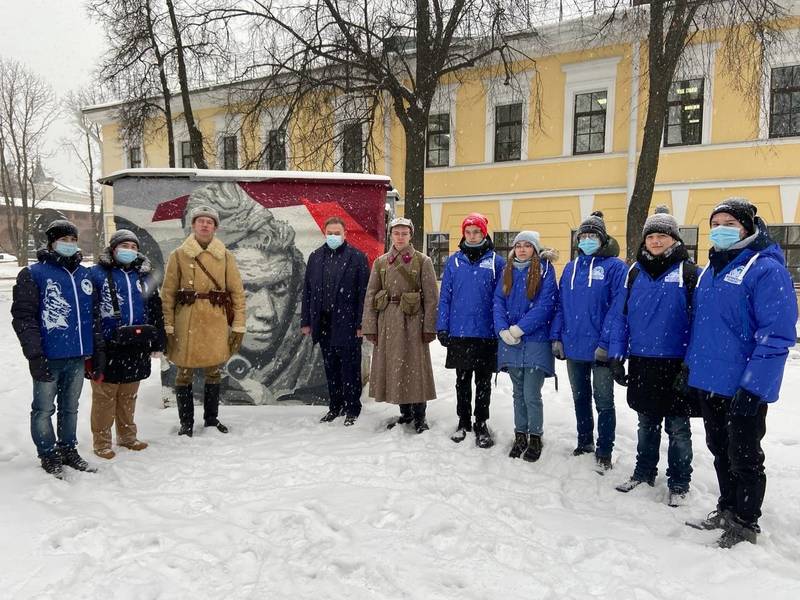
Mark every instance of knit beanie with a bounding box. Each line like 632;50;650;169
388;216;414;236
189;204;220;226
709;198;757;235
109;229;140;250
577;211;608;243
642;205;682;241
461;213;488;237
45;219;79;244
512;230;541;253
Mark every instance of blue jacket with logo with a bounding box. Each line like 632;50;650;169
11;249;96;360
90;263;149;341
686;225;797;401
437;246;505;338
550;249;627;362
608;259;700;359
493;260;558;373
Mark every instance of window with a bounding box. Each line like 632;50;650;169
573;91;607;155
180;141;193;168
222;135;238;169
128;146;142;169
265;128;286;170
426;233;450;279
767;224;800;286
664;79;704;146
769;65;800;138
426;113;450;168
493;231;519;258
342;123;363;173
679;226;699;262
494;103;522;162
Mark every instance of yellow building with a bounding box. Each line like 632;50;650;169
84;15;800;288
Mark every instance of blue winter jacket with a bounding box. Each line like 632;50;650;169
437;247;505;338
608;260;700;359
493;260;558;374
550;251;627;361
685;230;797;402
26;252;95;359
90;264;151;341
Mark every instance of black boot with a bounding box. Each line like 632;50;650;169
522;435;543;462
60;447;95;472
203;383;228;433
387;404;415;429
176;384;194;437
412;403;429;434
40;453;64;479
474;421;494;449
509;432;528;458
450;418;472;443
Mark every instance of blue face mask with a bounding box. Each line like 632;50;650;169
54;241;79;258
326;234;344;250
709;226;743;250
115;248;138;265
578;238;600;256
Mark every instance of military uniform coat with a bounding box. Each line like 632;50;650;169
361;245;439;404
161;235;246;368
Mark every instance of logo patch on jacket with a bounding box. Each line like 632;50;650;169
479;259;494;270
591;266;605;280
81;279;93;295
664;270;681;283
723;266;746;285
42;279;71;331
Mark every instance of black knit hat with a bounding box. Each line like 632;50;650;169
710;198;757;235
577;211;608;244
642;205;682;241
109;229;140;250
45;219;79;244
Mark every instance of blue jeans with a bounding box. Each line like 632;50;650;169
566;359;615;457
633;413;693;492
507;367;546;435
30;357;85;458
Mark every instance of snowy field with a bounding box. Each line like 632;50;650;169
1;276;800;600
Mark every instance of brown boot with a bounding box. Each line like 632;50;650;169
119;440;148;451
94;448;116;460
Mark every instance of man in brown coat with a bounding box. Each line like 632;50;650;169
161;205;247;436
362;217;439;433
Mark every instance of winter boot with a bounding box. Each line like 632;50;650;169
508;432;528;459
412;403;429;434
522;434;543;462
595;454;613;474
685;508;734;531
119;440;148;451
320;409;342;423
40;453;64;479
203;383;228;433
387;404;415;429
572;443;595;456
717;518;759;548
94;448;116;460
667;488;690;508
176;384;194;437
474;421;494;449
615;477;655;493
343;415;358;427
60;448;95;472
450;418;472;443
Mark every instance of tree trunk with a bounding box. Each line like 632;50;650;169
165;0;207;169
145;0;176;168
402;121;427;251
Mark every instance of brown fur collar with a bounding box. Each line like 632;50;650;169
180;235;227;260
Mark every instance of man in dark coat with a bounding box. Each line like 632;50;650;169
301;216;369;426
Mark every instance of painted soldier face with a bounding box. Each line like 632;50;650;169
234;246;296;354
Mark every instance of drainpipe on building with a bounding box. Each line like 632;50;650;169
626;41;641;208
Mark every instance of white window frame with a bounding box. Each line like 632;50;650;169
214;114;242;169
262;106;291;170
562;57;621;156
427;83;458;168
663;42;717;148
484;72;533;163
760;30;800;140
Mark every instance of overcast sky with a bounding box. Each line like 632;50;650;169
0;0;107;190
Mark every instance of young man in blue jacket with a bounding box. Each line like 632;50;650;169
685;198;797;547
550;211;627;471
11;220;98;478
301;216;369;426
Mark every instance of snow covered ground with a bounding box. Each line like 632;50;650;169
1;278;800;600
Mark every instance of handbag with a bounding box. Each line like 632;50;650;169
106;271;158;348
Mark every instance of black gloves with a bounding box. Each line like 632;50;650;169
551;340;565;360
608;360;628;387
730;388;762;417
29;356;54;382
437;330;450;347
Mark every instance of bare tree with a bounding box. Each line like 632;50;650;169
63;88;106;256
0;57;57;266
205;0;538;248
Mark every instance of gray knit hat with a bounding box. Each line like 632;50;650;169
512;230;541;253
642;205;682;241
45;219;78;244
710;197;757;235
577;211;608;244
109;229;139;250
189;204;220;226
